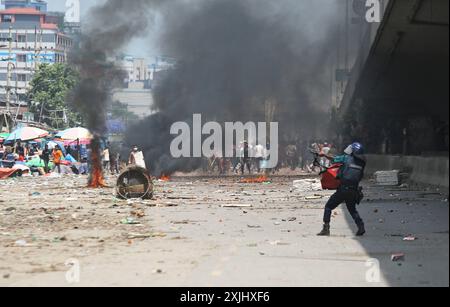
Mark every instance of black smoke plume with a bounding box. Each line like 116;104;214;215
68;0;163;183
125;0;342;175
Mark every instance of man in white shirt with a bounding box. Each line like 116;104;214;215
102;147;110;171
254;143;266;173
128;145;147;170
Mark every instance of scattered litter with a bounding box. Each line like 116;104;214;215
282;217;297;222
120;217;141;225
131;209;146;218
247;224;262;229
375;170;400;186
305;195;323;200
53;236;67;243
221;204;252;208
127;232;166;239
14;240;27;247
167;196;196;200
269;241;290;246
292;179;322;192
156;202;179;207
403;236;417;241
391;253;405;262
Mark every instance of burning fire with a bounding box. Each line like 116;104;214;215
240;176;271;184
159;174;171;182
88;139;107;188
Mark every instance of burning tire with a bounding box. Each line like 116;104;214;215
116;166;153;200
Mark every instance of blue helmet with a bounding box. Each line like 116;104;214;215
351;142;364;155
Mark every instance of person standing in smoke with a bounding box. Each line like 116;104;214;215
317;142;367;237
128;145;147;170
240;141;252;175
231;145;240;174
254;143;266;173
286;143;299;170
102;146;110;172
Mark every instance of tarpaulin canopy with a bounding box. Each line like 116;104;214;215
5;127;49;142
0;133;9;143
56;127;93;141
26;157;54;169
54;138;91;146
0;168;20;179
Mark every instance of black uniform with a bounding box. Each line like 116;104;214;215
241;143;251;174
323;154;366;226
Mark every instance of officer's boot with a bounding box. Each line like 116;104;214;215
356;221;366;236
317;223;330;236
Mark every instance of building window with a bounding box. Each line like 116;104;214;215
3;15;13;23
17;74;27;82
17;35;27;43
17;54;27;63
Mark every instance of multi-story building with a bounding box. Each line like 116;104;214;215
118;55;151;84
1;0;47;12
0;7;73;106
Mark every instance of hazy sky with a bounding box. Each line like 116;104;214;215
46;0;103;16
46;0;156;59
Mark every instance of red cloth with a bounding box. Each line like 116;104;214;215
0;168;19;179
321;163;342;190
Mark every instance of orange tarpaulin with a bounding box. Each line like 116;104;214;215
0;168;20;179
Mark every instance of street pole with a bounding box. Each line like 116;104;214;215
6;26;12;114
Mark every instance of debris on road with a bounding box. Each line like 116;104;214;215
221;204;252;208
127;232;166;239
292;179;322;192
120;217;141;225
14;239;28;247
403;236;417;241
305;195;323;200
247;224;262;228
375;170;400;186
391;253;406;262
130;209;146;218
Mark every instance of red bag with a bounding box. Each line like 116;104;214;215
321;163;342;190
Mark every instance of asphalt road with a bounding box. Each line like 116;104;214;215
0;175;448;287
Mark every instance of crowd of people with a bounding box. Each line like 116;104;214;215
0;141;90;177
206;141;338;175
0;137;150;179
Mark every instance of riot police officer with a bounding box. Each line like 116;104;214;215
317;142;367;237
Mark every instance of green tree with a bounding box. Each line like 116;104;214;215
28;63;80;128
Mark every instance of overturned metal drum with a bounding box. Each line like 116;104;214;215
116;166;153;199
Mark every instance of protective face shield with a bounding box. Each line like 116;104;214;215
133;147;138;152
344;145;353;155
351;142;364;155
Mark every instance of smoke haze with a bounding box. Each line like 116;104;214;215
71;0;343;175
127;0;342;175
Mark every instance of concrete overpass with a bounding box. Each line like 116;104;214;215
340;0;449;156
